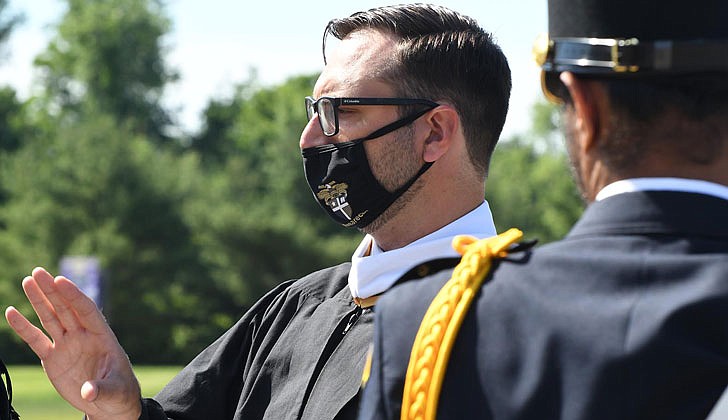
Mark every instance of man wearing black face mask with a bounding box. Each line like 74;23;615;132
4;4;511;420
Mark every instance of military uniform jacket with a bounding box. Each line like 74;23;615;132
139;262;374;420
360;191;728;420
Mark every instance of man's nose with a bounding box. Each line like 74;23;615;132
299;116;328;149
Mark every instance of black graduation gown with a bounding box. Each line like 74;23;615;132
139;262;374;420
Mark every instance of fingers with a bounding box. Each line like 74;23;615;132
21;274;68;339
11;266;108;345
54;276;111;335
5;306;53;359
32;267;83;333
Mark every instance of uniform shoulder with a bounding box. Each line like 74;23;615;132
380;237;539;314
379;259;458;315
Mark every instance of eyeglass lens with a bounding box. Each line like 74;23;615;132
306;97;338;136
319;99;336;136
305;98;314;120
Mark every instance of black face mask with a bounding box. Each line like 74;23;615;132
302;109;434;228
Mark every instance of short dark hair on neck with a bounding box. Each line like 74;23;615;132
596;73;728;169
323;3;511;177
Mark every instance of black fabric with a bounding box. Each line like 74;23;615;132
361;191;728;420
139;256;459;420
548;0;728;40
302;137;432;228
544;0;728;77
0;358;19;420
394;257;462;285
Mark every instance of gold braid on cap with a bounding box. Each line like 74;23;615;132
400;228;523;420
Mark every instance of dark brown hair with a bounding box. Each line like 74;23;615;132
324;4;511;176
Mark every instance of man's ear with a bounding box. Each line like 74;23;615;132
560;72;607;153
421;104;460;163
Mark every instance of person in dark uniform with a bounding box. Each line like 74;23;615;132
359;0;728;419
3;4;512;420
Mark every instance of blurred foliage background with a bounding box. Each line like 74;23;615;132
0;0;583;364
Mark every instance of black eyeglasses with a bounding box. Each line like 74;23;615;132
305;97;439;137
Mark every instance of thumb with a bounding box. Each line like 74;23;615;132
81;381;99;402
80;376;142;418
81;377;132;403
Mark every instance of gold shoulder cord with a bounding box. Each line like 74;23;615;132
401;228;523;420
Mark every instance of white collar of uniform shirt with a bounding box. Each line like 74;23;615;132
348;201;497;299
596;177;728;202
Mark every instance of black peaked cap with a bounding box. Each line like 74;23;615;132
538;0;728;80
549;0;728;40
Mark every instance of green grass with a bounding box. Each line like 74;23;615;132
8;365;181;420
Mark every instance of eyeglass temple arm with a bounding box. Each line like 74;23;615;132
358;107;436;142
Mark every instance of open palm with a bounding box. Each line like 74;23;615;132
5;267;142;420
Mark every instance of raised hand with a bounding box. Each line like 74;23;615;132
5;267;142;420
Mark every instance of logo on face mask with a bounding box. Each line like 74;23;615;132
316;181;353;221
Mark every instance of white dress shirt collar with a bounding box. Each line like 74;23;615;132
348;201;497;299
596;177;728;202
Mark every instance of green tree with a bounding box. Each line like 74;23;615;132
0;71;363;363
0;114;234;363
0;87;30;153
0;0;27;154
187;73;361;306
0;0;22;55
34;0;177;141
487;101;583;243
190;72;260;165
230;75;332;227
191;94;244;164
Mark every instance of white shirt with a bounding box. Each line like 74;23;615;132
596;177;728;202
348;201;497;299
